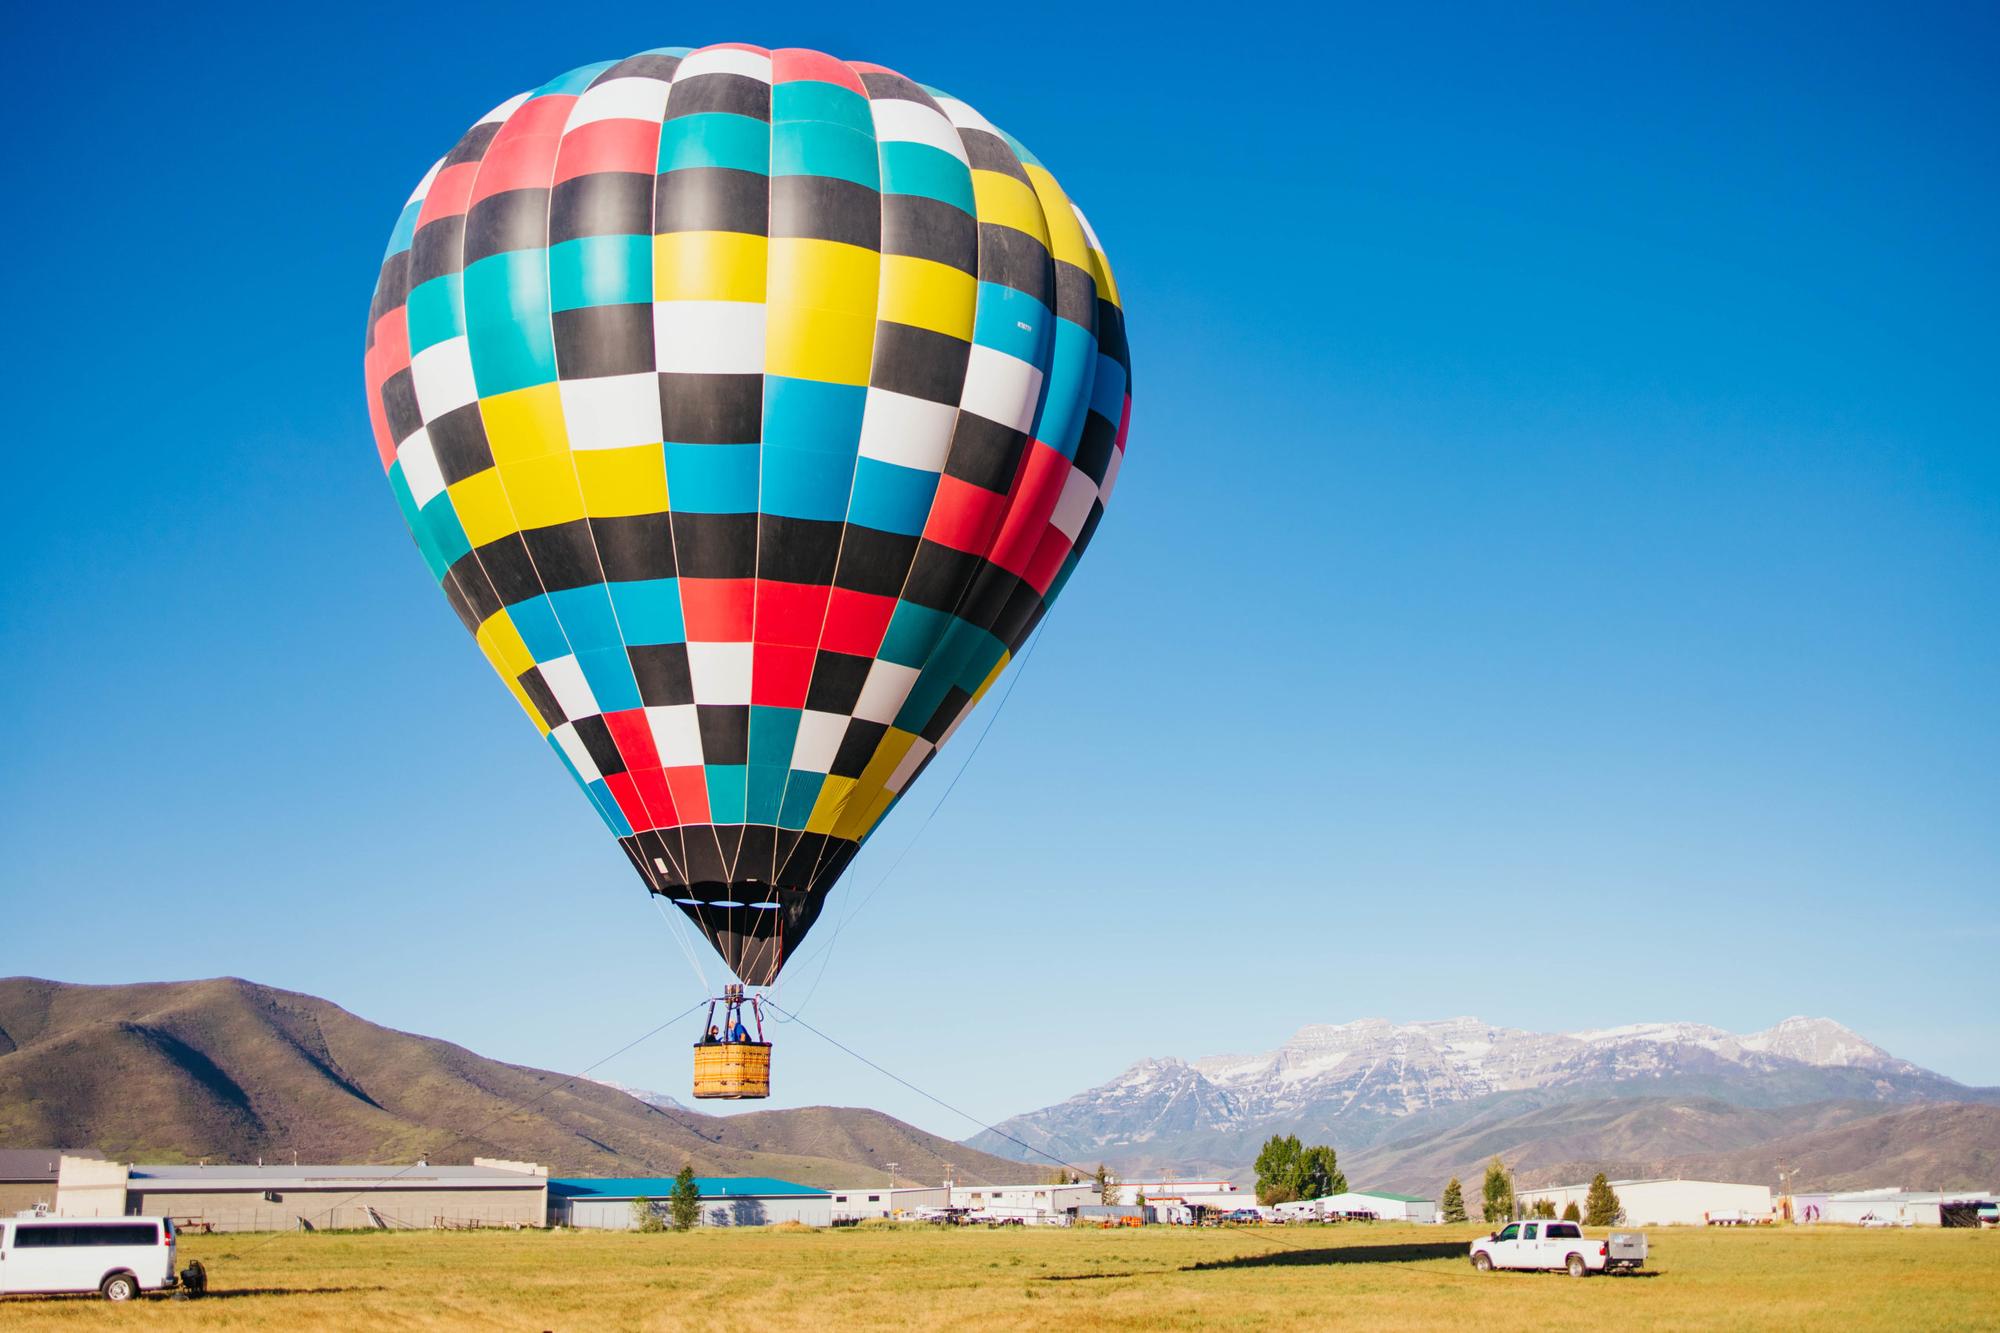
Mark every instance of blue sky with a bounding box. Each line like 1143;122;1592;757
4;1;1995;1142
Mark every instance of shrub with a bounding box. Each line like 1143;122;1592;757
1481;1159;1514;1223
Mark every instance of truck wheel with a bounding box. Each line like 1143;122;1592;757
101;1273;140;1301
1566;1254;1587;1278
1472;1252;1493;1272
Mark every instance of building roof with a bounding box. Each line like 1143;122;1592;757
1825;1189;1997;1204
126;1164;544;1191
550;1177;828;1200
1521;1178;1768;1193
0;1149;102;1182
1346;1190;1433;1204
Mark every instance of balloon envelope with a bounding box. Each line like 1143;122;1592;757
364;45;1130;984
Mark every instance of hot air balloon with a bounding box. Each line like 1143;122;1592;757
363;44;1130;1098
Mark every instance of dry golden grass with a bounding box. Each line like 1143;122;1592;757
2;1222;1995;1330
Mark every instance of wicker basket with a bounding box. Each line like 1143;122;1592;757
692;1041;772;1099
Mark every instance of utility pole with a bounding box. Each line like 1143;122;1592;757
886;1161;899;1190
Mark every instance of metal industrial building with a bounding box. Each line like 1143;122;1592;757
1113;1179;1249;1212
550;1176;831;1228
1516;1178;1773;1226
54;1156;550;1232
951;1182;1098;1220
1803;1188;1998;1227
829;1185;947;1220
1278;1190;1438;1223
0;1149;101;1215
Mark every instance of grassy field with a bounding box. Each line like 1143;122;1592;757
2;1222;1995;1329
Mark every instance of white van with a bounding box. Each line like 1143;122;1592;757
0;1214;181;1300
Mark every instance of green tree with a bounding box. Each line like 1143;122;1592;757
1254;1134;1303;1205
1561;1200;1581;1222
1441;1177;1468;1224
1481;1158;1514;1224
631;1196;665;1233
1093;1164;1118;1205
1531;1198;1557;1219
1043;1167;1077;1185
1297;1145;1347;1201
669;1164;702;1232
1584;1173;1622;1227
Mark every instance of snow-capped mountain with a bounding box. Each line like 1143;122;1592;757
587;1078;687;1112
1185;1015;1924;1119
968;1016;1971;1172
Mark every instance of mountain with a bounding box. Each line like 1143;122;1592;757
1322;1095;2000;1197
0;977;1022;1186
1625;1102;2000;1193
969;1015;1998;1183
588;1079;687;1112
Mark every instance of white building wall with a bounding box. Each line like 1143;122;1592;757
1819;1192;1955;1227
704;1195;831;1227
950;1184;1096;1217
567;1194;831;1229
1113;1181;1242;1207
1517;1179;1772;1227
828;1186;946;1220
54;1157;129;1218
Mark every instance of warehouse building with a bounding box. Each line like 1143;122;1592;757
829;1185;947;1220
1516;1178;1772;1227
55;1155;549;1232
950;1182;1098;1220
1809;1188;1997;1227
550;1176;831;1228
1279;1190;1438;1223
0;1149;101;1216
1113;1179;1248;1212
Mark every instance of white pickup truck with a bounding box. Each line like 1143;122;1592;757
1469;1220;1647;1276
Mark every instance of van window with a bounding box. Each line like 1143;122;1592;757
1496;1224;1519;1241
1548;1223;1580;1238
13;1222;159;1248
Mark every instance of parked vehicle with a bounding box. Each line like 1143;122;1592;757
0;1214;202;1301
1705;1209;1772;1226
1223;1208;1263;1224
1469;1220;1647;1277
1858;1213;1913;1229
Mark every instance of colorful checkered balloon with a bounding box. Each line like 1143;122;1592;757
364;45;1130;985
